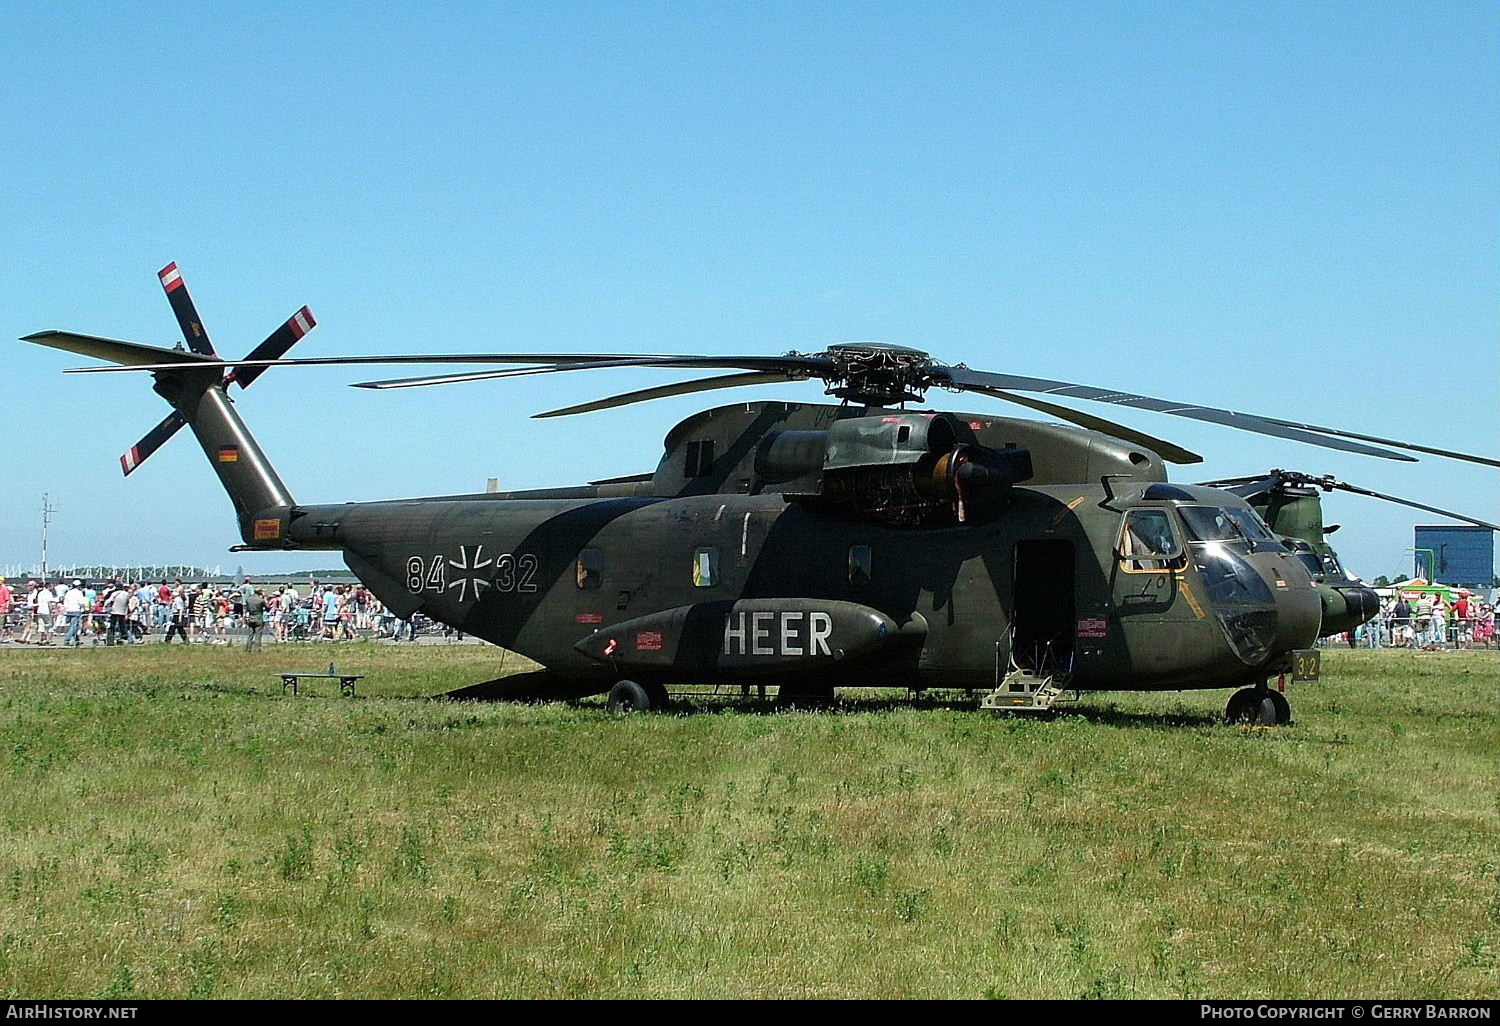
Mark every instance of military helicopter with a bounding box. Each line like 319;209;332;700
1199;469;1497;643
23;265;1499;725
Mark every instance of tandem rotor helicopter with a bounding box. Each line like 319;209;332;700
23;265;1499;723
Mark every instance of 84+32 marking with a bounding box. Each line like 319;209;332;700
406;545;538;602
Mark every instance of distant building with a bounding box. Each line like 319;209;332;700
1413;526;1495;587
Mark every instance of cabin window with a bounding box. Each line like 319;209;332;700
684;440;715;478
848;545;872;586
1118;508;1185;571
692;546;719;587
575;548;603;590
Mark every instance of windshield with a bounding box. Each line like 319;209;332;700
1179;506;1241;543
1180;504;1281;551
1191;540;1278;665
1193;542;1275;606
1223;506;1279;545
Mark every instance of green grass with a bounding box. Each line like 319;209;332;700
0;643;1495;998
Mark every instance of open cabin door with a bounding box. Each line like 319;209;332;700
1011;540;1076;675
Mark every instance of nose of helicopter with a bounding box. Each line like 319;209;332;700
1317;582;1381;637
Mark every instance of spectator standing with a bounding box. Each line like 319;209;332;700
244;587;268;653
164;588;190;643
131;582;153;642
1428;598;1449;649
184;585;202;643
0;577;11;641
105;582;131;646
273;585;291;642
19;582;39;644
1391;595;1412;648
62;581;87;647
34;583;57;645
322;586;343;639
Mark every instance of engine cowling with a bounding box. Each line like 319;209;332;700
754;413;1032;525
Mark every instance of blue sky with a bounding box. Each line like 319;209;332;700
3;1;1496;580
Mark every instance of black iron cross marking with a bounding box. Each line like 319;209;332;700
447;544;493;603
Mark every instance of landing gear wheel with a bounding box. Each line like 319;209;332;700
642;681;671;711
1225;687;1277;726
607;679;653;713
1266;689;1292;726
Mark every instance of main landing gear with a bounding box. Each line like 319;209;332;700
606;679;671;713
1224;683;1292;726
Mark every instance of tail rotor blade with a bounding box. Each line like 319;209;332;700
110;296;315;475
158;262;218;357
229;306;316;389
120;410;187;476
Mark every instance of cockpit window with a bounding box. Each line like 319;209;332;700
1194;543;1276;606
1179;506;1242;543
1118;508;1185;571
1181;504;1284;553
1222;506;1278;544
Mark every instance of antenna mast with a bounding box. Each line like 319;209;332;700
40;493;56;580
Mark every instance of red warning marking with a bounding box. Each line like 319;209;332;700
290;306;315;338
158;262;184;292
120;446;141;474
1076;617;1108;639
636;630;663;652
575;613;603;625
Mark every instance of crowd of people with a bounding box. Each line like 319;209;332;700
1336;591;1496;650
0;577;439;646
2;574;1493;652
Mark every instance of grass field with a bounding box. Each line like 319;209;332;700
0;643;1495;999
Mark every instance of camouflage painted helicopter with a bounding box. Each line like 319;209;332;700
23;265;1499;724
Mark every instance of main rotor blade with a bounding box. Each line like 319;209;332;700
533;371;809;418
65;351;834;377
1199;474;1288;496
1201;471;1500;531
23;331;219;366
958;384;1203;465
1256;419;1500;469
1328;481;1500;532
349;355;833;390
934;367;1419;463
157;262;219;357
